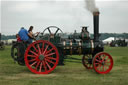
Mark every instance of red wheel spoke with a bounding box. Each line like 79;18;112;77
35;61;40;70
98;64;102;71
45;56;56;60
45;58;55;64
97;55;101;60
42;42;44;53
97;64;102;69
105;61;111;63
104;66;107;71
30;61;37;67
45;48;54;55
30;50;38;56
105;63;110;66
39;62;43;72
32;45;38;52
29;58;36;62
43;45;49;54
105;58;110;62
42;61;47;72
45;61;52;70
102;65;105;72
27;55;36;58
95;63;99;65
95;59;101;63
45;52;55;57
102;55;107;61
95;59;99;62
37;44;41;55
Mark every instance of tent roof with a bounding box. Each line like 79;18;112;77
103;37;115;42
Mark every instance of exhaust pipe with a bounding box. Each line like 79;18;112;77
93;12;100;41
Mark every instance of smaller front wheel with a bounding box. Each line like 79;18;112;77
93;52;113;74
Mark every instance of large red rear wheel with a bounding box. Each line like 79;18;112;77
24;40;59;74
82;55;93;69
93;52;113;74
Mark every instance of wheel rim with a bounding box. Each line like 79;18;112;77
42;26;63;36
25;40;59;74
82;55;93;69
93;52;113;74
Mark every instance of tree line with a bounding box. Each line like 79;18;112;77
1;33;128;40
99;33;128;40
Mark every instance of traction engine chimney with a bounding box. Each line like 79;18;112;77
93;12;100;41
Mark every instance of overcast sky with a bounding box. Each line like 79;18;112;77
1;0;128;35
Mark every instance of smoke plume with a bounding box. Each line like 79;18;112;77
84;0;99;13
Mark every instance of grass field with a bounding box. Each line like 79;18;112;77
0;46;128;85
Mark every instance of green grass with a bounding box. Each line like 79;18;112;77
0;46;128;85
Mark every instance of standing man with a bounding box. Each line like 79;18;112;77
18;27;33;44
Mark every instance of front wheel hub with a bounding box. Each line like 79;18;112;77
101;61;105;65
39;54;45;60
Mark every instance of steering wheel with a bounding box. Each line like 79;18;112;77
42;26;63;36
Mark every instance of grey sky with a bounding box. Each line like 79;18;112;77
1;0;128;35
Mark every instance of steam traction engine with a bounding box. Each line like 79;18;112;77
11;12;113;74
